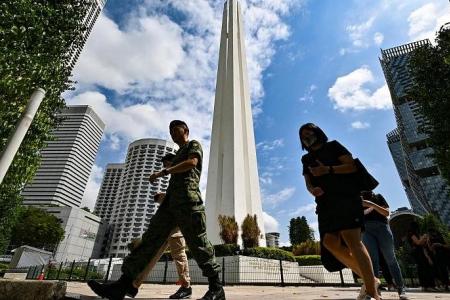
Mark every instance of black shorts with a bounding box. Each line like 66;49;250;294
316;194;364;234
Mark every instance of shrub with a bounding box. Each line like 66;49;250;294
214;244;240;257
241;214;261;248
242;247;295;262
292;240;320;256
218;215;239;244
295;255;322;266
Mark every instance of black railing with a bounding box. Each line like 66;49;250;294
12;256;422;288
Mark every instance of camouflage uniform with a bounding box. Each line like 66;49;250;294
121;140;220;280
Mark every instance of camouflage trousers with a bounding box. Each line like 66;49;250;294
122;201;220;280
131;227;191;287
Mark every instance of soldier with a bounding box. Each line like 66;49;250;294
88;120;225;300
128;153;192;299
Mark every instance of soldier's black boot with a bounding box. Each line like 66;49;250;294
200;275;225;300
87;275;138;300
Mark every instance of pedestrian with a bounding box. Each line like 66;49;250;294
407;221;437;292
88;120;225;300
361;191;408;299
299;123;380;300
127;153;192;299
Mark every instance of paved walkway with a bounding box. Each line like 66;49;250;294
66;282;450;299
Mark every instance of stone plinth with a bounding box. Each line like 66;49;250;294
0;279;66;300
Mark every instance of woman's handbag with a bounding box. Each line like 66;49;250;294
354;158;379;191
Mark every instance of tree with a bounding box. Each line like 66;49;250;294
241;214;261;248
81;206;91;213
218;215;239;245
10;206;65;251
420;213;450;244
0;1;90;253
289;216;314;246
409;25;450;185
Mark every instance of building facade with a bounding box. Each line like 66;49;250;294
40;206;101;262
67;0;107;70
265;232;280;248
381;41;450;226
22;106;105;208
94;139;177;258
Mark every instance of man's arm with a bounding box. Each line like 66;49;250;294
149;154;199;183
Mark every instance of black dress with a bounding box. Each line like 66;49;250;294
302;140;363;234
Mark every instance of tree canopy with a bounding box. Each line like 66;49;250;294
0;0;90;253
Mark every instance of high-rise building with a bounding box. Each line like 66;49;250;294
386;129;428;216
381;41;450;226
97;139;177;258
94;164;125;224
67;0;107;70
22;105;105;208
265;232;280;248
206;0;266;246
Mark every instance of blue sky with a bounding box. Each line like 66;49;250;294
68;0;450;245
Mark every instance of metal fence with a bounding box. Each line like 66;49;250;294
15;255;422;287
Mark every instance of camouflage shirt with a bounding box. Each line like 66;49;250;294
166;140;203;206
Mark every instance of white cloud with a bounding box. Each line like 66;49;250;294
373;32;384;46
328;66;392;111
257;139;284;151
70;1;301;208
81;165;104;210
74;14;184;92
407;3;450;41
289;203;316;217
299;84;317;102
346;17;376;48
263;187;296;207
263;211;279;233
351;121;371;129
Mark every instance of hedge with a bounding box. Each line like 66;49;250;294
242;247;295;262
295;255;322;266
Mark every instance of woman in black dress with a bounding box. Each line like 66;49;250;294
299;123;380;300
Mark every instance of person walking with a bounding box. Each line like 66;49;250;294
88;120;225;300
361;191;408;299
299;123;380;300
407;221;436;292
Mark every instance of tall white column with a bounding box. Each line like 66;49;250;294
206;0;266;247
0;88;45;184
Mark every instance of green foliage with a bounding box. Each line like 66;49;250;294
292;240;320;256
242;247;295;262
81;207;91;213
289;216;314;246
45;264;103;280
295;255;322;266
0;263;9;270
0;0;90;253
241;214;261;248
420;213;450;244
218;215;239;245
213;244;240;257
409;26;450;185
10;206;64;251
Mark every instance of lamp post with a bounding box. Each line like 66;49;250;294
0;88;46;184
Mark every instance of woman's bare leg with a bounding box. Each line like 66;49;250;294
340;228;380;299
323;233;363;277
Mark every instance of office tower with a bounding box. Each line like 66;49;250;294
381;41;450;226
104;139;177;258
265;232;280;248
22;105;105;208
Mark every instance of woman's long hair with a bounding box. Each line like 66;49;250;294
298;123;328;150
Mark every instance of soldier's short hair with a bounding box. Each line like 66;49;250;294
169;120;189;132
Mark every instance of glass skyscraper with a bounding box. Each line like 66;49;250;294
381;41;450;226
